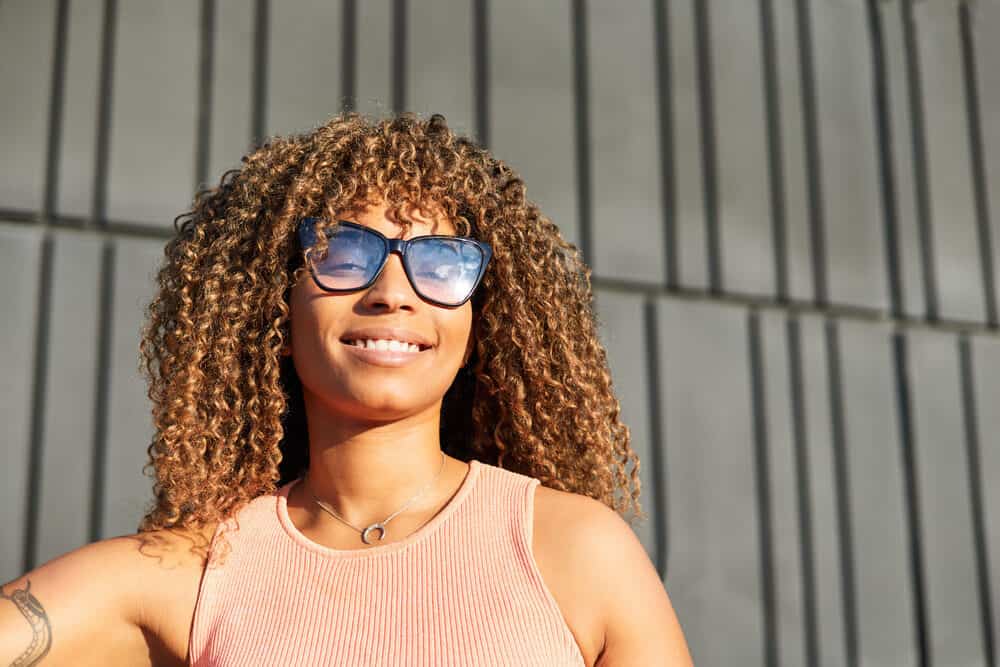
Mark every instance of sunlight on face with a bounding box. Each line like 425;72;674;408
288;200;475;424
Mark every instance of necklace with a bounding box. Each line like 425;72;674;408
304;451;447;545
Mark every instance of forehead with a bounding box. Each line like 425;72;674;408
342;201;456;238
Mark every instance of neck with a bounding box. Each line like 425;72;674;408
299;390;455;524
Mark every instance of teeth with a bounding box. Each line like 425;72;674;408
348;338;422;353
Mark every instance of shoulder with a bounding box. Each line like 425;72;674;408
0;523;220;666
115;522;221;619
9;523;218;623
530;485;628;660
38;523;221;634
116;522;223;664
532;484;644;594
531;483;640;566
531;485;693;666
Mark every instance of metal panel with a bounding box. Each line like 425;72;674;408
267;0;343;137
0;224;44;582
106;0;199;228
838;319;917;665
355;0;393;118
207;0;255;182
772;3;814;304
0;0;55;212
656;298;763;666
907;329;987;665
913;0;983;323
667;0;708;290
55;0;104;218
879;0;926;320
809;0;887;311
99;239;163;538
588;0;664;285
796;314;849;666
3;2;1000;662
970;335;1000;666
707;0;773;297
406;0;475;137
756;311;807;666
593;291;657;560
975;3;1000;330
489;0;580;249
33;232;102;566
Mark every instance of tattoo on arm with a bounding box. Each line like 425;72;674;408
1;579;52;666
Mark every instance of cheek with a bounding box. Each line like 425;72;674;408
288;281;338;360
438;308;474;362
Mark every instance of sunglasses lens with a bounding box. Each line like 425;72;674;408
407;238;485;305
309;224;385;290
303;220;487;305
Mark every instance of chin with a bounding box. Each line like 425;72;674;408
344;386;445;417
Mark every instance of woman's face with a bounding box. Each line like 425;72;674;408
287;200;475;422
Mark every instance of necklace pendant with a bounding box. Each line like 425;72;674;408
361;523;387;545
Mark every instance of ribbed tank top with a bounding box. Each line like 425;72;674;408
187;459;588;666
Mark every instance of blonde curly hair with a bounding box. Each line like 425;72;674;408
134;111;645;555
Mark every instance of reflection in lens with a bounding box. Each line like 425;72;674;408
311;225;385;290
408;238;483;304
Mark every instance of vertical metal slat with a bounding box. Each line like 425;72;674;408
195;0;216;189
824;318;859;666
748;309;780;666
786;315;820;666
643;298;670;580
693;0;721;294
653;0;678;289
959;3;998;330
958;334;998;667
570;0;593;267
796;0;828;308
892;330;931;667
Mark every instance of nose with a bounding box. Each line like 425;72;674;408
359;251;418;311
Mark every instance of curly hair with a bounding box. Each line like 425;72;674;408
134;111;645;554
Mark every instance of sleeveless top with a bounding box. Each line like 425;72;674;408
187;459;588;666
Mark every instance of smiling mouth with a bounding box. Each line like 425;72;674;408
339;338;432;353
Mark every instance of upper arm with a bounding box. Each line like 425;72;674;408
573;500;695;667
0;537;152;666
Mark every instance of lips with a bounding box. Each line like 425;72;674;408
345;339;422;353
339;326;434;350
337;326;435;368
339;338;432;368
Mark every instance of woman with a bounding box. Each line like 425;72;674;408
0;113;693;666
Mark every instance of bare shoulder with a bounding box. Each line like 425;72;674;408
120;522;222;665
531;485;694;666
531;485;612;665
0;522;218;667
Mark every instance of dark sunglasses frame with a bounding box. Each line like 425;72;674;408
297;217;493;307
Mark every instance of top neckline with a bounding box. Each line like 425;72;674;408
275;458;482;560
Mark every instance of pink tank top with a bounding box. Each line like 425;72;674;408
188;459;587;666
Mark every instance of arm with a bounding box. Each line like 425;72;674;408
0;537;154;666
577;500;695;667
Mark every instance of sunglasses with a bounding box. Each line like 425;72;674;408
297;217;493;307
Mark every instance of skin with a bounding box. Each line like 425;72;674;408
282;199;477;533
0;199;694;666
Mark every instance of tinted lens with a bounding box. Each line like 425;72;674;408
407;238;485;305
309;224;385;290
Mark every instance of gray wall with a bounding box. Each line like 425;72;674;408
2;1;1000;665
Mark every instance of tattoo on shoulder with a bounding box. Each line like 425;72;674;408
1;579;53;666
